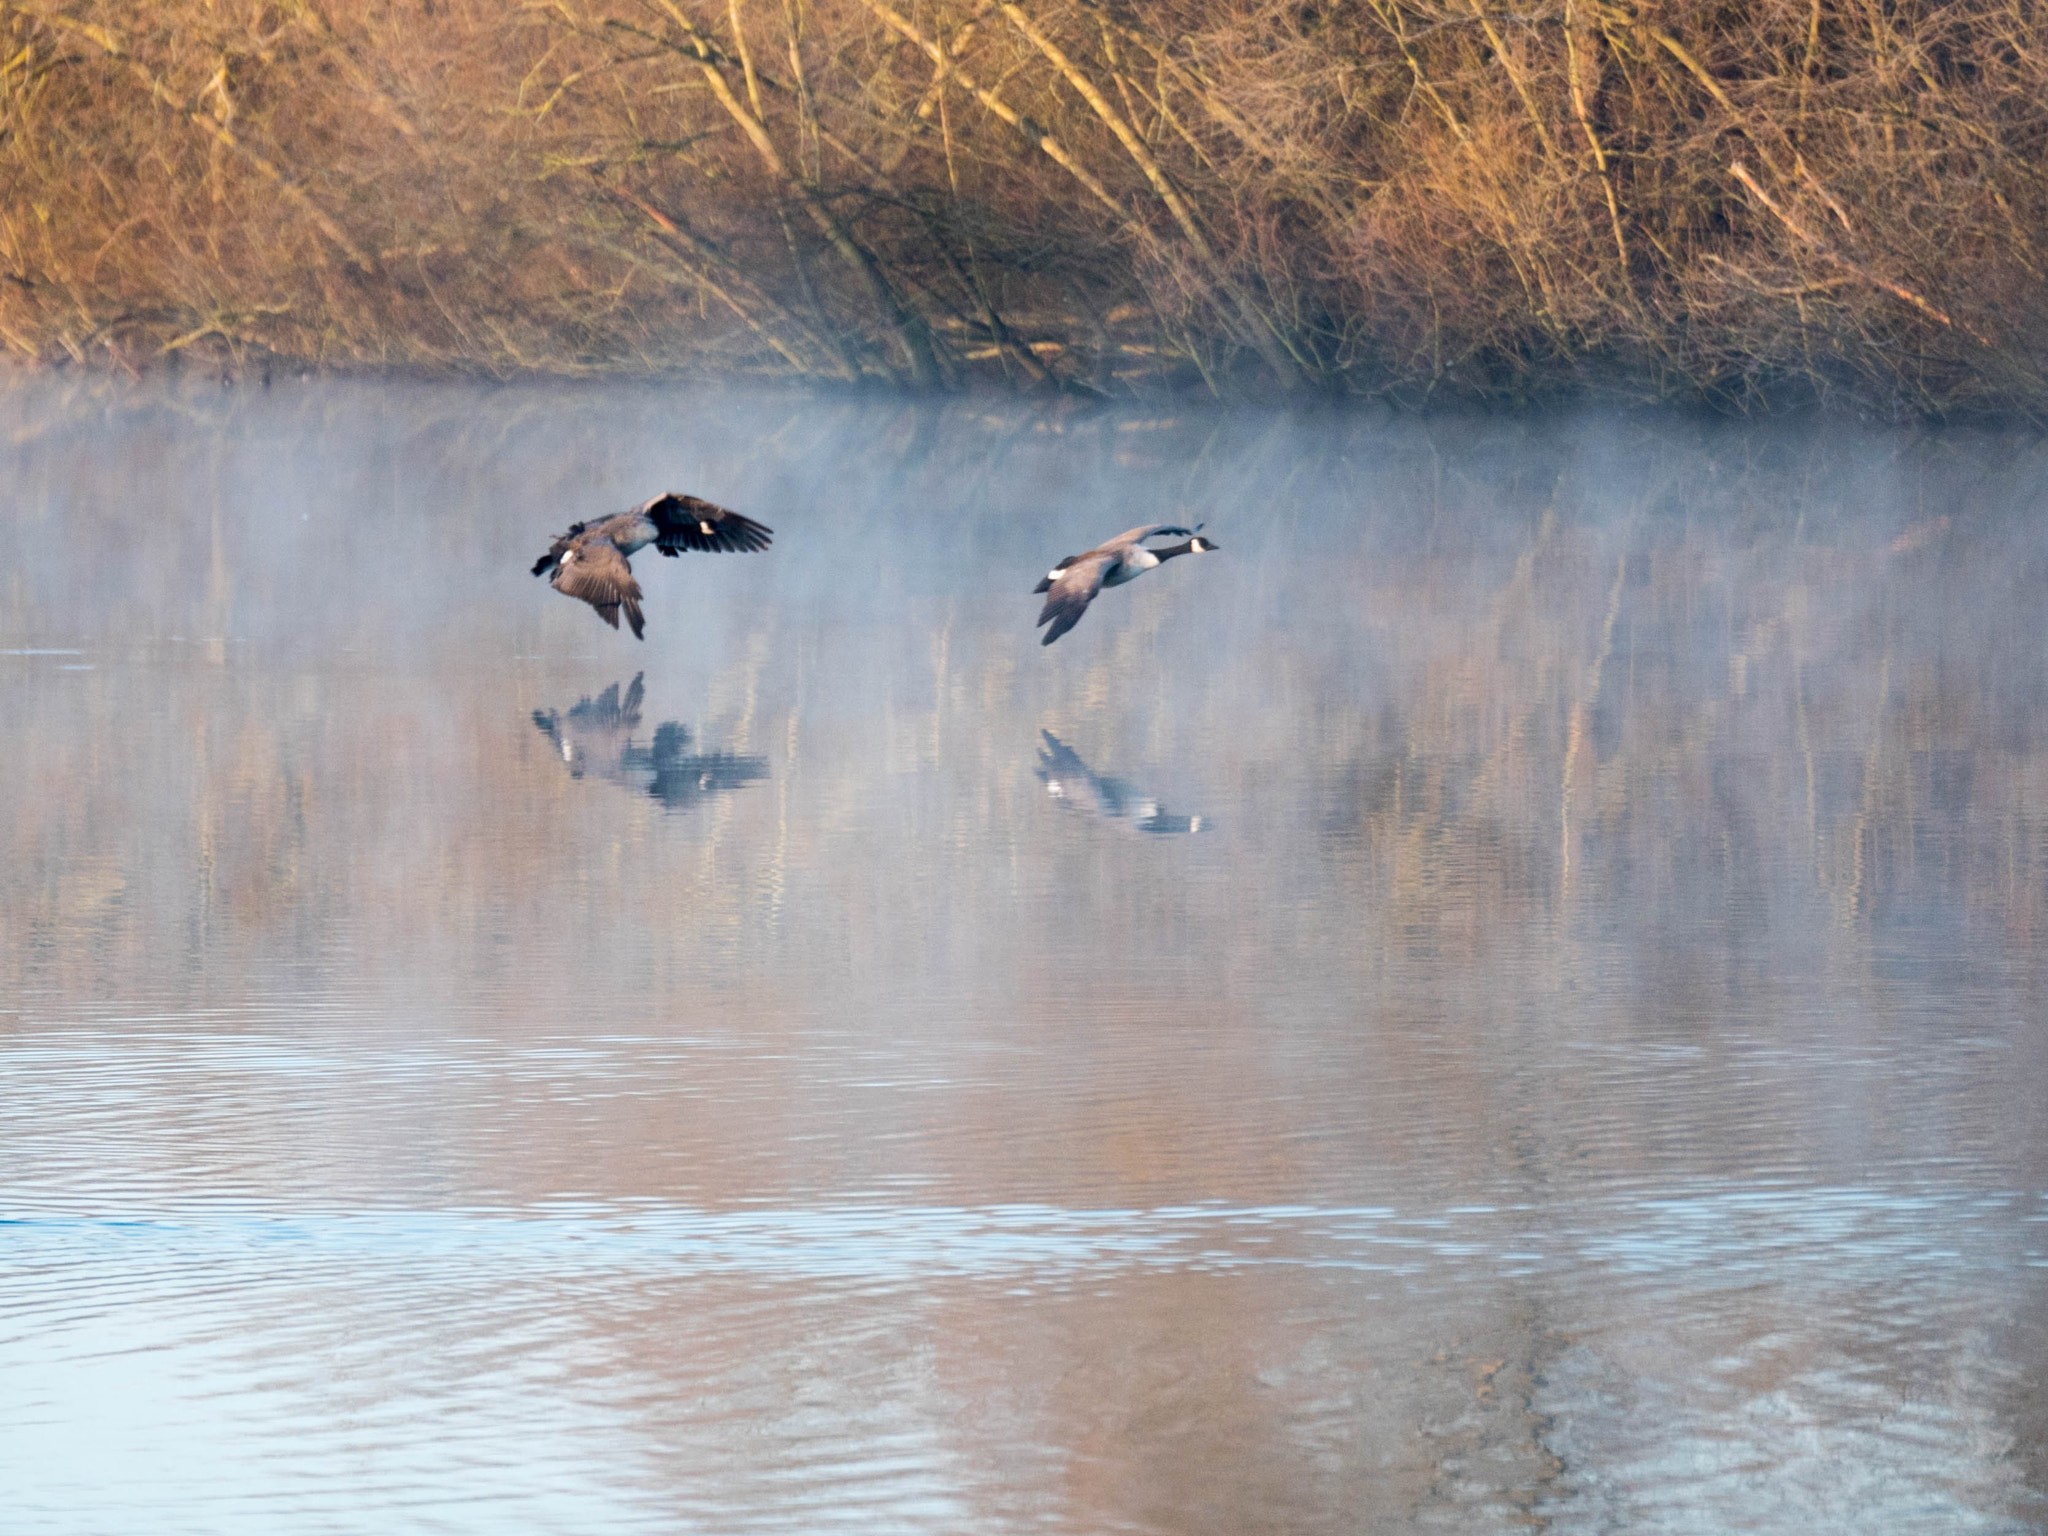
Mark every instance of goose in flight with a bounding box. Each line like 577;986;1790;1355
1033;523;1218;645
532;492;773;638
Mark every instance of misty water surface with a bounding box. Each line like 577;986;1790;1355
3;377;2046;1534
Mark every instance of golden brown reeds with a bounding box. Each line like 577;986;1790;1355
3;0;2046;412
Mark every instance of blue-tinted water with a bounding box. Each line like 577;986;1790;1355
3;377;2045;1532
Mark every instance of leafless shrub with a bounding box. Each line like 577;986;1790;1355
2;0;2046;411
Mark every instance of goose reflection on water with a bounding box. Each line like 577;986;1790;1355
1035;730;1205;834
532;674;768;810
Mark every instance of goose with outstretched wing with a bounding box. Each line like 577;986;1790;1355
1033;523;1217;645
532;493;772;639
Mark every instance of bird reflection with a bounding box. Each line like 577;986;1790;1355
1036;731;1205;834
533;674;768;810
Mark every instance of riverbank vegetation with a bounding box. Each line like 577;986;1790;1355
3;0;2046;413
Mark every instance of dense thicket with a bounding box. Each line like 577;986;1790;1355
3;0;2046;411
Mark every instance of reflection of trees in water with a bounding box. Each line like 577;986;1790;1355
1312;497;2048;960
533;674;767;811
1035;730;1204;835
9;398;2048;1532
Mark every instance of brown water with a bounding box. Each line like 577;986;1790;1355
3;377;2046;1533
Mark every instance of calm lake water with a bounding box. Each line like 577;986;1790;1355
4;376;2046;1533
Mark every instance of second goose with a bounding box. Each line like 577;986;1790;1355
1033;523;1218;645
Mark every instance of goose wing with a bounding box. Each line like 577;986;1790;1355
552;540;647;639
1101;522;1194;552
1036;551;1113;645
641;493;775;555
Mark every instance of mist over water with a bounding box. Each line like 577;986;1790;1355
4;377;2047;1533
